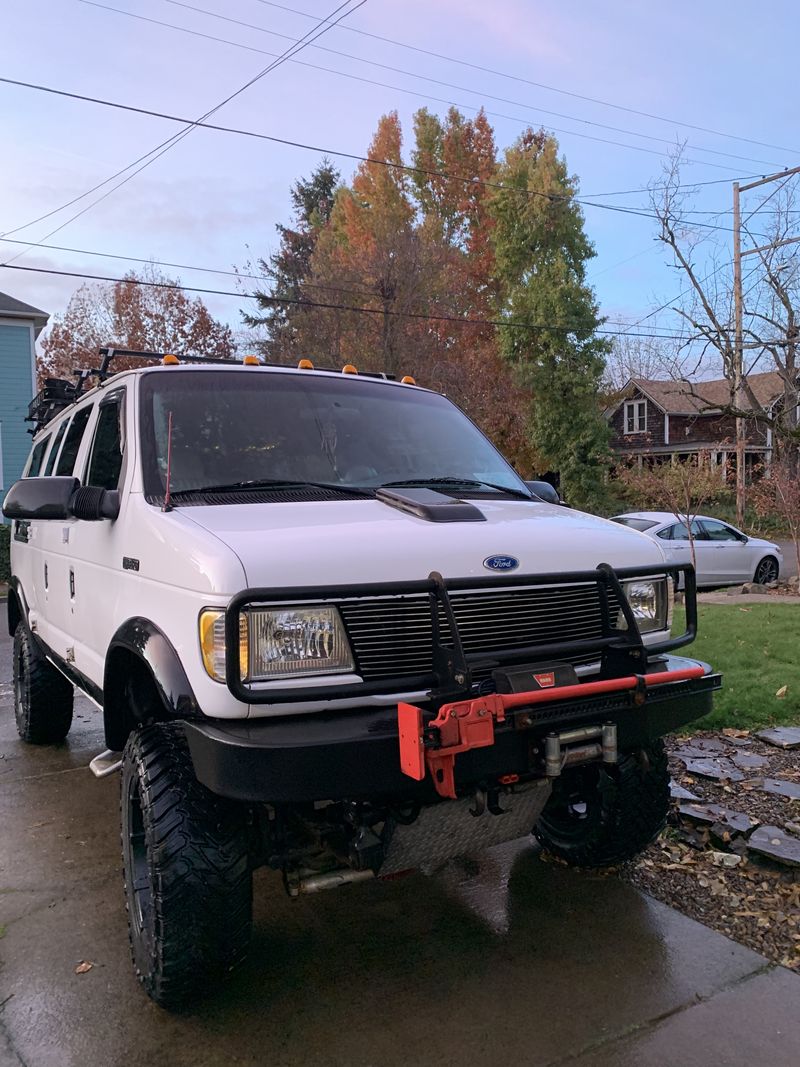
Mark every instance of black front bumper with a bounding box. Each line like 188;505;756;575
185;655;720;803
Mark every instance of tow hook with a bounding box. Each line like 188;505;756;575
544;722;617;778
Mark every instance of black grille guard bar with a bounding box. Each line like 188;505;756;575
224;562;698;705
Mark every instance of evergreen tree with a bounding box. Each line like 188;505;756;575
490;130;611;509
243;160;339;360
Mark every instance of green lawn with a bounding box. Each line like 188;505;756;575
672;603;800;730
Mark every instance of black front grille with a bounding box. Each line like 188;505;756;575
339;583;622;680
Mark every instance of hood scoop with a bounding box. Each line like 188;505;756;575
376;487;486;523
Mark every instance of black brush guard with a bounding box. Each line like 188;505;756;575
223;562;697;706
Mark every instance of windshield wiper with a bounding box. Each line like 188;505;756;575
167;478;375;499
378;477;533;500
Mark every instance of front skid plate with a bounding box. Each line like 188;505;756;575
380;780;552;876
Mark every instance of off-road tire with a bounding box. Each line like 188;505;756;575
12;624;74;744
121;722;253;1009
534;740;669;868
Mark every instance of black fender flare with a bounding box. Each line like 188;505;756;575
104;619;202;748
6;577;29;637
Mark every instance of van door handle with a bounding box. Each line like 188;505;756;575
69;568;75;598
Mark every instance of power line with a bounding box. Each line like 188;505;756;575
98;0;789;172
0;237;378;298
75;0;769;176
0;234;687;333
0;262;692;341
0;77;768;239
1;0;367;254
250;0;800;158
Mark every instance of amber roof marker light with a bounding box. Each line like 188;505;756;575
401;375;416;385
297;358;314;370
342;364;358;375
162;354;180;365
243;354;261;366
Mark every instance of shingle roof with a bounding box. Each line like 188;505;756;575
627;371;786;415
0;290;48;319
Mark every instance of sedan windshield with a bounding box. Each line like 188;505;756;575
139;370;528;500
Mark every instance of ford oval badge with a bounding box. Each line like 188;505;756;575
483;554;519;572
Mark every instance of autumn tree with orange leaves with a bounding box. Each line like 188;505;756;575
40;264;234;382
244;109;610;503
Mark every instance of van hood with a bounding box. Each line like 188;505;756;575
180;497;666;590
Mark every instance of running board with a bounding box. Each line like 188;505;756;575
89;749;123;778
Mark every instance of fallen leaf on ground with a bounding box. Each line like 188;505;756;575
776;685;788;699
74;961;93;974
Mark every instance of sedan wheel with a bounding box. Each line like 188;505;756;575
754;556;779;585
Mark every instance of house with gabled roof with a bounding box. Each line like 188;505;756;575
1;291;49;496
606;371;789;481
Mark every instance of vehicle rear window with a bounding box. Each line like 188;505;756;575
43;420;68;476
612;517;658;532
56;406;93;476
26;435;51;477
86;399;124;490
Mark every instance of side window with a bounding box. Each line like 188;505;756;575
669;520;705;540
656;526;674;541
55;407;93;476
86;399;124;490
702;520;742;542
43;420;69;477
26;435;51;478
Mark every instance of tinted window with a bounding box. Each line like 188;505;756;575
656;526;674;541
702;520;743;542
55;407;93;476
43;420;68;476
86;400;123;489
140;371;527;499
667;520;705;540
27;435;51;478
613;517;658;532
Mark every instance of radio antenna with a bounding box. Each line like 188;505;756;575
163;410;174;512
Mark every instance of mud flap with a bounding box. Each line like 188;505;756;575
380;780;552;876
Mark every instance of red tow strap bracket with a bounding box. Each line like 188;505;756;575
398;666;705;799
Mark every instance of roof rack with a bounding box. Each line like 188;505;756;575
95;347;397;382
27;347;401;433
26;377;81;433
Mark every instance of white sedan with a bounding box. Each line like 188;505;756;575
611;512;783;588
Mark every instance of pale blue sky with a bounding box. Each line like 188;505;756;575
2;0;799;348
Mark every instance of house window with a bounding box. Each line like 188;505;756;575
624;400;647;434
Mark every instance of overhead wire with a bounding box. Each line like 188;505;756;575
249;0;800;157
74;0;775;176
0;77;771;240
0;234;693;334
0;262;695;341
91;0;791;172
0;0;367;255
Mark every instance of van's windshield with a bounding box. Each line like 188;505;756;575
139;370;528;501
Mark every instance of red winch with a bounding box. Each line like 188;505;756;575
398;666;705;799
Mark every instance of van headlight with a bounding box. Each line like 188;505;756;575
199;605;354;682
618;578;672;633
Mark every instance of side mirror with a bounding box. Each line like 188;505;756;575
2;478;120;522
524;480;564;506
2;477;78;520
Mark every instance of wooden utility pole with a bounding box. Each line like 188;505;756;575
732;182;745;526
732;165;800;526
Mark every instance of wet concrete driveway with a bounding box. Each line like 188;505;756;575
1;629;799;1067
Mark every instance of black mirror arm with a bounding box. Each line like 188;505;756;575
69;486;120;522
